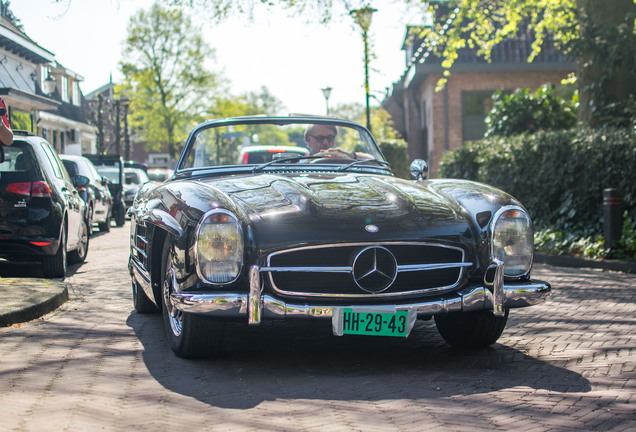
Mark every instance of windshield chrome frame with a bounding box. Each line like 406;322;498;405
175;116;387;174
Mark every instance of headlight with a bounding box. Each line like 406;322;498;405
491;206;533;277
195;210;244;284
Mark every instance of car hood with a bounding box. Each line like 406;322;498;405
169;172;477;246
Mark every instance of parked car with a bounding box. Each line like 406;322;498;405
237;145;309;164
60;154;113;233
0;131;89;278
123;167;151;210
83;154;126;227
128;116;551;358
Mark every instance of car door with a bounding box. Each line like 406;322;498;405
40;143;84;248
84;159;110;219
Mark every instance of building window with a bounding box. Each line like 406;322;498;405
60;76;69;102
72;81;81;106
462;91;495;142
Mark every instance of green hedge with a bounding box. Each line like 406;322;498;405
439;127;636;237
379;139;410;179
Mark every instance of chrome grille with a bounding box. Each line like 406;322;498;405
263;242;470;299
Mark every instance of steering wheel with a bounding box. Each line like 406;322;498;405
309;148;356;164
309;157;354;164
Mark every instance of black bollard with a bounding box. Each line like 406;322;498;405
603;188;623;250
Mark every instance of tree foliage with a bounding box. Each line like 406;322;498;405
161;0;636;126
211;86;286;118
485;84;578;137
409;0;635;126
163;0;351;23
120;2;222;159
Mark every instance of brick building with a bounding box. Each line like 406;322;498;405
383;15;576;177
0;2;96;154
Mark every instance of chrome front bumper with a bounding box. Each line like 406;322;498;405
167;265;551;325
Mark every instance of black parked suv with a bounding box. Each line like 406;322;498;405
82;154;126;227
61;154;113;233
0;131;90;278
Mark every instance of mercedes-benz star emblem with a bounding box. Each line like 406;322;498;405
352;246;398;293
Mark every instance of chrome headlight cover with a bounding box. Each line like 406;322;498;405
195;209;244;284
490;205;534;278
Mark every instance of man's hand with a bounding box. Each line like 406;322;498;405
316;148;356;159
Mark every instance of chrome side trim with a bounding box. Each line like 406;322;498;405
130;258;150;287
129;258;155;304
170;279;552;320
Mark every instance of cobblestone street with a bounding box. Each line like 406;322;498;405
0;224;634;431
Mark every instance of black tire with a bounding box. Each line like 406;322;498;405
68;218;90;264
160;239;224;358
434;309;509;349
132;280;159;314
86;204;94;236
98;208;111;232
42;225;67;278
115;203;126;227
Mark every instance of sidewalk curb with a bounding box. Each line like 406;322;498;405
535;253;636;274
0;279;69;327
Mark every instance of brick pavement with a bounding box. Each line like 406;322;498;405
0;224;634;431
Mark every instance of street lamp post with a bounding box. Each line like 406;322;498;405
113;96;130;158
122;97;131;161
321;86;332;115
114;99;121;156
351;6;376;132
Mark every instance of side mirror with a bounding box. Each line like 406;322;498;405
410;159;428;181
73;174;90;188
101;176;110;185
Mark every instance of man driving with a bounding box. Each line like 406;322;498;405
304;124;356;159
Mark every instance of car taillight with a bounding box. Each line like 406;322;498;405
30;181;53;198
5;181;52;198
5;182;32;196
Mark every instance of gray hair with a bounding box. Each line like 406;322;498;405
304;124;337;141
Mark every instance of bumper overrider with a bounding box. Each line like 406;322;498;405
131;260;551;324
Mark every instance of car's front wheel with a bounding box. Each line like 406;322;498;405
434;309;509;349
86;204;94;236
160;239;224;358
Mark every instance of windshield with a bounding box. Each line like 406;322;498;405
178;119;386;171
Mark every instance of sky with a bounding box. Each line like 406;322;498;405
11;0;425;116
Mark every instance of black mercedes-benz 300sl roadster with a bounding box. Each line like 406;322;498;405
128;115;551;358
